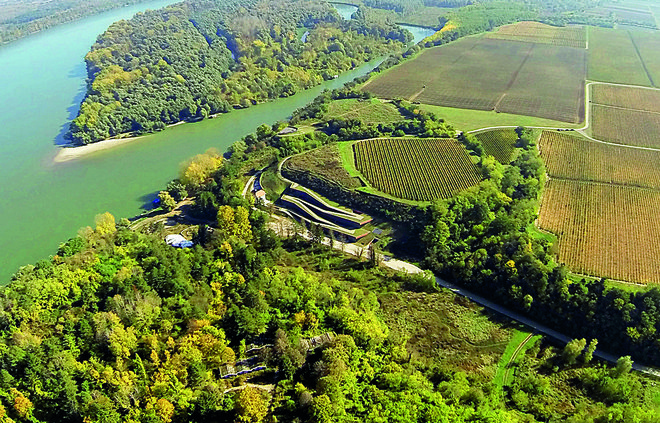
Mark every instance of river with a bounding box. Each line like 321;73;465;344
330;2;436;44
0;2;385;282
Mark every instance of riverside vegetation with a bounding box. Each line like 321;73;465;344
66;0;410;144
2;102;660;421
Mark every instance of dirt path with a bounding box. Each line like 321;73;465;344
503;333;534;386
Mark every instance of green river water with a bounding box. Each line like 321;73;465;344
0;1;389;282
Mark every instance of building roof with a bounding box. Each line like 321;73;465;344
254;189;266;198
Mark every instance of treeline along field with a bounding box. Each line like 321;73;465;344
362;36;586;123
538;131;660;283
353;138;481;201
591;84;660;148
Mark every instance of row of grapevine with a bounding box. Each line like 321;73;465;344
592;105;660;148
475;129;517;163
538;179;660;283
539;130;660;189
353;138;481;202
487;21;586;48
592;83;660;113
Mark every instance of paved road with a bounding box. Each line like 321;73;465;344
468;81;660;153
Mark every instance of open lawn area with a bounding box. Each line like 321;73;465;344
419;103;578;131
326;98;403;124
363;36;586;123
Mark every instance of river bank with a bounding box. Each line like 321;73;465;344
53;121;186;163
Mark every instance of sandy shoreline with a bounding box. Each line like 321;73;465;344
53;121;187;163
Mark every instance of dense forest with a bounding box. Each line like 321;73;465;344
0;0;157;45
67;0;408;144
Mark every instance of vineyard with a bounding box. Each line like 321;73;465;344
353;138;481;202
587;27;651;86
363;37;585;123
538;179;660;284
592;84;660;113
486;21;586;48
539;130;660;189
629;29;660;84
475;129;517;163
591;104;660;148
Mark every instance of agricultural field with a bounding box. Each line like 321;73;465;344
496;44;586;123
587;27;651;86
539;130;660;189
474;129;518;163
486;21;586;48
592;83;660;112
629;29;660;85
284;144;362;189
538;179;660;284
326;98;403;124
591;104;660;148
353;138;481;202
362;36;586;123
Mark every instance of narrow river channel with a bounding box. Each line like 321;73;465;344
0;1;385;282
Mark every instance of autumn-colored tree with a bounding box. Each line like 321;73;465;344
235;387;268;422
11;388;33;419
95;212;116;236
158;191;176;212
180;149;222;189
155;398;175;423
234;206;252;241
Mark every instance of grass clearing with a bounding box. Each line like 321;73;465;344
353;138;482;201
326;98;403;124
379;290;512;380
420;103;578;131
260;166;289;201
494;329;540;388
363;37;585;123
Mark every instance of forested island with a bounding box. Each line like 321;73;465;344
66;0;409;144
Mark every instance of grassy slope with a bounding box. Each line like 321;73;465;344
420;104;579;132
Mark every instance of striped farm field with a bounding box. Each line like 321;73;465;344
592;84;660;113
538;179;660;283
353;138;481;202
362;37;586;123
591;104;660;148
539;130;660;189
487;21;586;48
474;129;518;163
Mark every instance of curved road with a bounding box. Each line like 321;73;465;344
467;81;660;153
